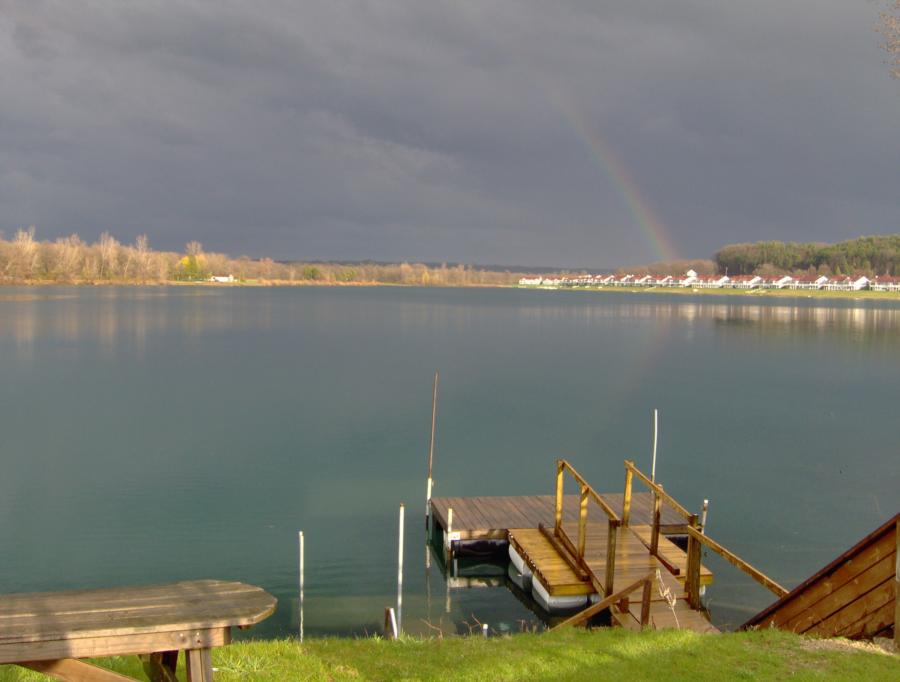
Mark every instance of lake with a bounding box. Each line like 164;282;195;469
0;286;898;636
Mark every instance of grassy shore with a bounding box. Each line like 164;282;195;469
1;629;896;681
527;284;900;302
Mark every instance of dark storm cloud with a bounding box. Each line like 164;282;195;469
0;1;897;267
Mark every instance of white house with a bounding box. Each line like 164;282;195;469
760;275;792;289
729;275;763;289
209;274;235;283
655;275;674;287
596;275;616;286
869;276;900;292
823;275;869;291
616;274;635;287
693;274;730;289
679;269;699;287
518;276;543;286
634;275;653;286
789;275;828;290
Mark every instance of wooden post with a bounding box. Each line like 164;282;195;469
650;486;662;556
298;531;304;643
700;499;709;533
605;519;618;597
622;465;633;527
651;408;658;482
446;507;454;561
578;484;589;560
686;515;702;609
640;576;652;629
397;504;405;634
384;607;398;640
555;460;565;536
425;371;438;527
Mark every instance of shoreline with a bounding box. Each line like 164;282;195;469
2;279;900;302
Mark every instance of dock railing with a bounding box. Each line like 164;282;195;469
683;525;788;607
554;459;621;597
622;459;788;609
552;572;655;631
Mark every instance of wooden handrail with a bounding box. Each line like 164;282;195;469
685;525;788;598
554;460;621;597
556;460;621;522
624;460;694;520
551;573;656;630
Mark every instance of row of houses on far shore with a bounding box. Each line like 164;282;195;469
518;270;900;292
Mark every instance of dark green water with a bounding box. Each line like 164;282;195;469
1;286;897;635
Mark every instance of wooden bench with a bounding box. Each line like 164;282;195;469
0;579;277;681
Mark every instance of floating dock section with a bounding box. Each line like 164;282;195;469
430;460;742;633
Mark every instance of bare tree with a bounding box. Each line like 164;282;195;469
878;1;900;78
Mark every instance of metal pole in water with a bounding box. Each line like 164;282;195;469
651;408;659;483
298;531;304;643
397;503;405;634
426;371;439;528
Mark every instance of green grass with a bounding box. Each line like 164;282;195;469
1;629;896;681
522;284;900;301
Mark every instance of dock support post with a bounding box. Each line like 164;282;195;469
445;507;454;562
700;499;709;533
650;486;662;557
651;408;658;483
425;372;438;529
686;514;702;609
555;460;565;536
640;576;652;629
397;504;405;634
578;485;589;559
622;465;633;527
298;531;304;643
605;519;618;597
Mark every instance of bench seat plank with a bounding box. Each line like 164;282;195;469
0;580;276;664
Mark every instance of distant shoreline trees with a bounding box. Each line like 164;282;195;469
0;228;527;286
713;236;900;277
2;228;898;286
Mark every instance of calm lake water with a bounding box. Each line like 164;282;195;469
1;286;898;636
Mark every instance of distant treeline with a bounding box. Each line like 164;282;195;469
0;228;525;286
713;236;900;277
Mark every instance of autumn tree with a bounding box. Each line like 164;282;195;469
879;1;900;78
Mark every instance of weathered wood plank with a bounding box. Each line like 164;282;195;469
804;579;894;638
185;648;213;682
780;554;895;633
0;627;229;665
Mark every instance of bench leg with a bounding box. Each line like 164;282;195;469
19;658;136;681
186;648;214;682
141;651;179;682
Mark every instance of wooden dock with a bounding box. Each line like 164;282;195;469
430;492;688;543
430;459;794;634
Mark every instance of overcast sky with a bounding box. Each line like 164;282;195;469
1;1;897;268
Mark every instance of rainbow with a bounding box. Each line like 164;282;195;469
561;103;679;263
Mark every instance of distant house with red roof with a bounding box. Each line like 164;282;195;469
789;274;828;290
869;275;900;292
693;274;730;289
822;275;869;291
728;275;763;289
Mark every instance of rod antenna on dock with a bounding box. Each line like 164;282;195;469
397;503;405;634
651;408;659;483
425;371;439;525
